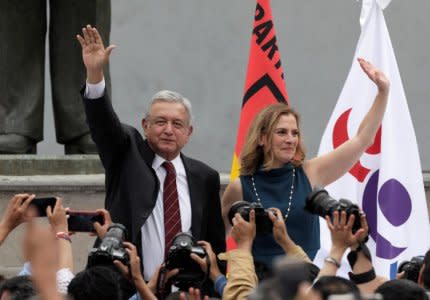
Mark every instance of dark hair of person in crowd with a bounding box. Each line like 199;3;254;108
422;249;430;289
0;275;37;300
312;276;361;300
375;279;429;300
67;266;123;300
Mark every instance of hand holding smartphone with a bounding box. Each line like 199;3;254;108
30;197;57;217
67;210;105;233
29;197;105;232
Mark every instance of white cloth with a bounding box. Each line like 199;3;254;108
56;268;74;294
85;79;105;99
316;0;430;278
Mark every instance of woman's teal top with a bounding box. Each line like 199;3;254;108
240;162;320;268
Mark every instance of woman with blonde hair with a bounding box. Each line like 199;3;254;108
222;58;390;270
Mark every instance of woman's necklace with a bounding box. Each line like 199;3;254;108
251;167;295;220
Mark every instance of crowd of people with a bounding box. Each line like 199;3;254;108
0;24;430;300
0;194;429;300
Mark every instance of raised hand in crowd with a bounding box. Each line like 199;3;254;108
0;194;35;245
93;208;113;239
328;211;368;252
76;24;115;83
231;210;256;251
190;240;222;282
339;212;387;294
46;197;68;234
26;221;65;300
269;207;292;249
46;198;73;274
114;241;157;300
318;211;368;278
269;207;312;263
222;210;258;300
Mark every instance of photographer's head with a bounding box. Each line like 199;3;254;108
68;266;122;300
375;279;428;300
419;249;430;290
398;256;425;283
312;276;361;300
0;276;36;300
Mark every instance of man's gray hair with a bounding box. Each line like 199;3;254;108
145;90;193;125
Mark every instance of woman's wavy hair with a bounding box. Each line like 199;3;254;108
240;103;306;175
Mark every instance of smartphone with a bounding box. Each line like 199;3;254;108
30;197;57;217
67;210;104;232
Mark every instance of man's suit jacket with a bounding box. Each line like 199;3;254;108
82;91;226;257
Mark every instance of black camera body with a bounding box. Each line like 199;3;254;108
398;256;424;283
228;201;274;234
88;223;129;268
165;232;207;289
305;188;362;234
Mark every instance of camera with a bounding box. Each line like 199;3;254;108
165;232;207;289
398;256;424;283
88;223;129;268
228;201;275;234
305;188;362;234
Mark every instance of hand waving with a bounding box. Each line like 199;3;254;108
326;210;367;250
76;24;116;82
358;58;390;94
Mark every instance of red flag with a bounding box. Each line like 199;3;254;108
230;0;289;180
228;0;289;250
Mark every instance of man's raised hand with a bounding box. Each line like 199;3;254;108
76;24;116;83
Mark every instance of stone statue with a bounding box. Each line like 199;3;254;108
0;0;111;154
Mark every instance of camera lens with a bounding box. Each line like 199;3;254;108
305;188;363;233
228;201;252;225
305;188;339;217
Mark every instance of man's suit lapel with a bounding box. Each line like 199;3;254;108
181;155;204;239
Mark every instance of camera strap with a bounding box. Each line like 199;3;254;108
348;267;376;284
156;266;168;300
347;243;372;269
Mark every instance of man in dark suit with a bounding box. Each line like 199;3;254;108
77;25;225;281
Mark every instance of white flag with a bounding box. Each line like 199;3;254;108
316;0;430;278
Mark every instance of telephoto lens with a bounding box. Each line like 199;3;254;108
305;188;363;233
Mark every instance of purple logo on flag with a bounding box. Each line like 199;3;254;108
362;170;411;259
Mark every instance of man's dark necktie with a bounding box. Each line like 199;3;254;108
162;161;182;258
